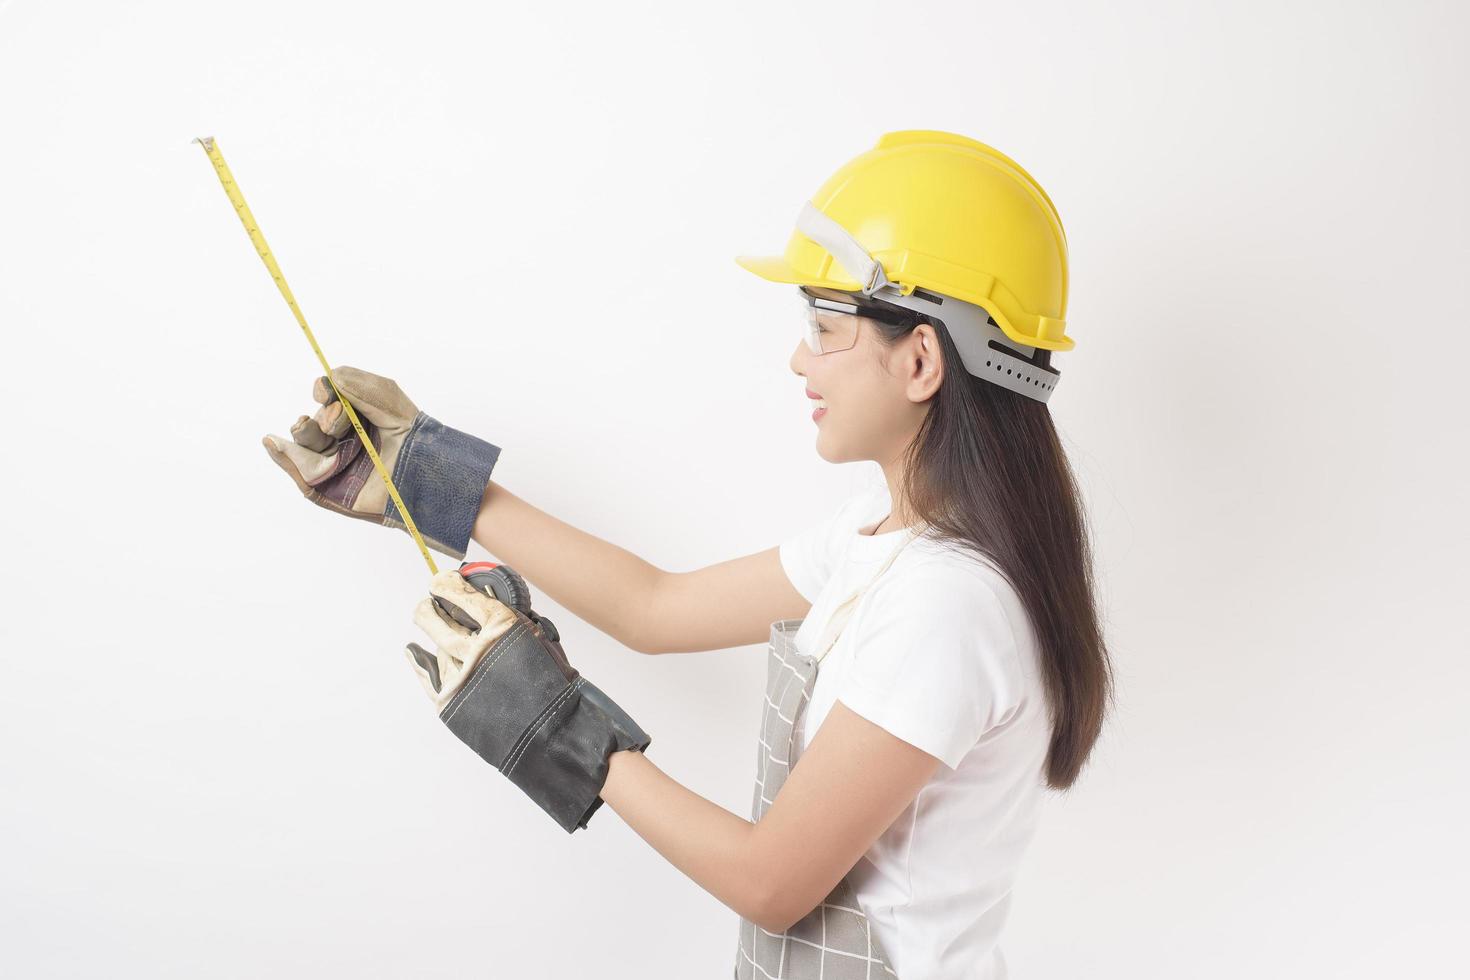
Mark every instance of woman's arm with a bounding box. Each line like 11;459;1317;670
597;750;778;931
469;481;660;654
470;481;810;655
598;702;941;934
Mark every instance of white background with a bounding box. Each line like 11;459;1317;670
2;0;1466;976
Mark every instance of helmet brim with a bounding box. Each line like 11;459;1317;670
734;254;864;293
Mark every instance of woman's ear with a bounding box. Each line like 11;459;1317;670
905;323;944;403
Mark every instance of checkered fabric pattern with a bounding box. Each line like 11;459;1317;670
734;619;900;979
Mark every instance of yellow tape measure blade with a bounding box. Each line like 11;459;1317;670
193;135;438;575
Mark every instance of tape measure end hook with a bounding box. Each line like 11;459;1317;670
192;135;216;151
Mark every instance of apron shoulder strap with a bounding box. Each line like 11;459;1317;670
811;527;920;664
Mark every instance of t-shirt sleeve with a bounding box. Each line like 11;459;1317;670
834;561;1025;769
777;490;874;603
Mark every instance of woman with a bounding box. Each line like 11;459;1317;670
262;129;1113;979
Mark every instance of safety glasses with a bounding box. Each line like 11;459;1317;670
798;287;920;355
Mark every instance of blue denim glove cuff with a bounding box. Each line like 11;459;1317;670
382;412;501;560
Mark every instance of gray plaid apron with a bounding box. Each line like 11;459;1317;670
735;528;919;980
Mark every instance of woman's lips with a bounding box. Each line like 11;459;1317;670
812;405;827;422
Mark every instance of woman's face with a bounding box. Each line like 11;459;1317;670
788;289;941;465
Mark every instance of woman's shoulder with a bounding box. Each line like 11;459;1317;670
885;538;1038;665
902;534;1017;596
846;540;1039;751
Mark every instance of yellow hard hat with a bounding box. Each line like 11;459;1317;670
736;130;1072;355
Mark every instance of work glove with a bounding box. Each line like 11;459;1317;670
405;564;652;833
262;366;500;560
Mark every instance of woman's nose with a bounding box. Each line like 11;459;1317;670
789;339;811;377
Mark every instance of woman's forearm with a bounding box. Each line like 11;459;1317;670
599;749;774;930
469;480;663;654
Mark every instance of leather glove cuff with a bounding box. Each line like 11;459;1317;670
434;616;651;834
383;412;501;560
500;678;651;833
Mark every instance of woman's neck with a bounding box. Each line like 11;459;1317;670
875;462;915;534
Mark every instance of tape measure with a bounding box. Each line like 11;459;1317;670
444;562;559;642
192;135;439;576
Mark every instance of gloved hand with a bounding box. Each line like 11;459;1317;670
405;566;652;833
262;366;501;560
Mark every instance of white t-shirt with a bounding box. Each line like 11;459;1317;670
777;478;1052;980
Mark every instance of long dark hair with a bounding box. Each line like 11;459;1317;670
864;305;1113;791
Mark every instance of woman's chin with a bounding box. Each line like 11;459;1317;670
813;434;852;464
